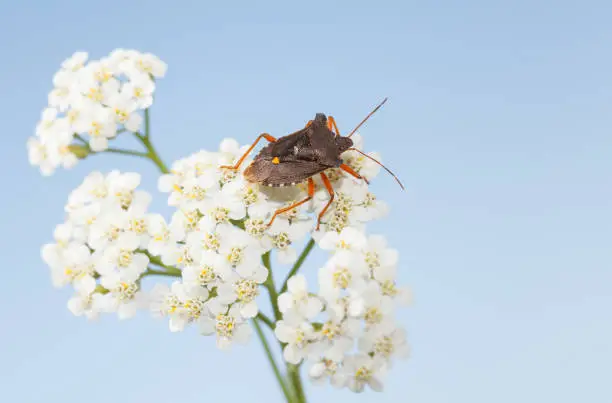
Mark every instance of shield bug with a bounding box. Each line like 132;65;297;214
221;98;404;230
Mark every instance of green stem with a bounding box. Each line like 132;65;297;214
135;132;170;174
143;268;181;277
252;318;294;402
288;364;306;403
72;110;169;174
130;108;170;173
105;148;149;158
257;312;276;330
74;134;87;144
143;251;179;273
262;252;282;321
261;251;307;402
144;108;151;139
280;239;315;294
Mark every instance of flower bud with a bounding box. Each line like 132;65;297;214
68;144;90;159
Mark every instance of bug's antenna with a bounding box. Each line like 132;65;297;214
348;148;405;190
347;97;388;138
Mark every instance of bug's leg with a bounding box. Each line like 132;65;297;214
267;178;315;227
305;120;313;127
220;133;277;170
327;116;341;136
339;163;369;185
316;172;335;231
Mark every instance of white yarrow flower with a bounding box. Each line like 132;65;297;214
67;289;102;320
319;227;367;253
275;310;318;364
278;274;323;320
216;264;268;318
97;271;146;319
343;354;386;393
359;326;410;365
199;302;252;350
267;219;310;265
308;358;347;388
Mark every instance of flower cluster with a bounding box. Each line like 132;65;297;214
33;48;411;398
27;49;166;175
312;135;389;235
42;170;156;319
276;232;411;393
147;138;316;349
145;136;411;391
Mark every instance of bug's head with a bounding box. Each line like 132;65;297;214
335;136;353;153
313;113;327;126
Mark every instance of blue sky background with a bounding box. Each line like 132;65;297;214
1;1;611;402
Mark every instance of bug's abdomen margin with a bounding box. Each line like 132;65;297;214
244;159;328;187
243;158;274;184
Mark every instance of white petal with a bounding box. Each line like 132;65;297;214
309;362;325;379
235;262;255;278
277;248;297;265
251;264;268;283
169;315;188;332
380;249;398;267
228;203;246;220
283;344;303;364
304;297;323;320
75;275;96;294
274;322;293;342
132;253;150;269
118;232;140;250
396;288;413;306
89;137;108;152
348;380;365;393
240;301;259;318
124;113;142;132
199;317;215;335
216;284;237;304
206;298;228;315
117;302;138;319
217;337;232;350
330;373;347;388
158;174;175;192
287;274;307;294
67;297;84;316
220;138;240;154
233;324;252;344
374;265;397;282
278;293;293;313
368;377;384;392
318;232;338;251
348;298;365;317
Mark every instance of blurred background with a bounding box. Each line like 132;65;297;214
0;1;611;402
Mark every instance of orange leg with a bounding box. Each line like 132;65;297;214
305;120;313;127
220;133;276;170
327;116;341;137
339;163;369;185
267;178;315;227
317;172;335;230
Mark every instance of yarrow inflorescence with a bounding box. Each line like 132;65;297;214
32;48;411;399
28;49;167;176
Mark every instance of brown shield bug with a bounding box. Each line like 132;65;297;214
221;98;404;230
